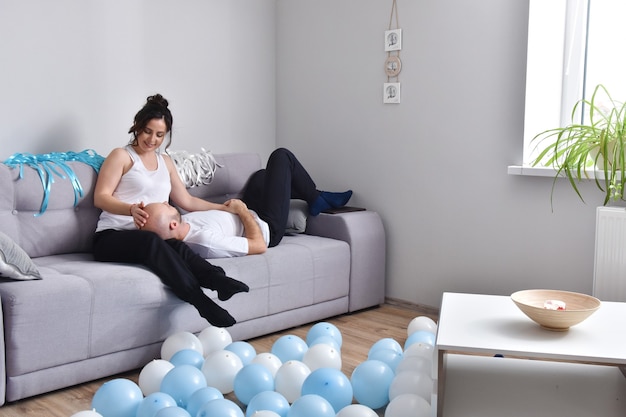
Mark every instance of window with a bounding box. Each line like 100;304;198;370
519;0;626;169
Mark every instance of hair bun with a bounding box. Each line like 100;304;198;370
146;94;169;109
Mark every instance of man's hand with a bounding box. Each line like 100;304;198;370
223;199;248;215
223;199;266;255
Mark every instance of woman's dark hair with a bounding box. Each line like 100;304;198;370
128;94;173;150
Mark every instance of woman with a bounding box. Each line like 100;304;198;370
93;94;248;327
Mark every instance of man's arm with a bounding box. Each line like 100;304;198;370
223;199;267;255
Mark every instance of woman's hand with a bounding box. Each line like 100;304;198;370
130;202;149;228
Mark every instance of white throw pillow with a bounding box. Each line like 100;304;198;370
0;231;42;280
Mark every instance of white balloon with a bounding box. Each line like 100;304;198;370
384;393;431;417
335;404;378;417
274;360;311;403
250;411;281;417
198;326;232;357
403;342;435;363
407;316;438;337
70;411;103;417
251;352;283;377
388;371;433;403
138;359;175;396
161;331;203;361
302;343;342;372
201;349;243;394
395;355;432;376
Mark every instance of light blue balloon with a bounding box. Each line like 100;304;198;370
92;378;143;417
136;392;178;417
350;360;394;409
186;386;224;417
225;341;257;366
287;394;335;417
170;349;205;369
154;407;192;417
301;367;353;413
306;322;342;348
368;338;403;356
196;398;244;417
307;336;340;351
404;330;436;349
233;363;275;405
246;391;290;417
160;365;207;408
367;348;403;372
271;335;308;363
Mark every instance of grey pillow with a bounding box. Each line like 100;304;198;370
0;232;42;280
286;199;308;233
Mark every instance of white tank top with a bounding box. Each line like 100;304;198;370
96;146;172;232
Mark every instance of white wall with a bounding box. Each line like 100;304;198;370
276;0;602;307
0;0;276;160
0;0;603;309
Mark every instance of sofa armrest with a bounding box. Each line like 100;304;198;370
305;211;386;312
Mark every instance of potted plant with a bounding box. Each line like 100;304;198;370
531;84;626;206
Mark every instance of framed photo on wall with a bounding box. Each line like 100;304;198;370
385;29;402;52
383;83;401;104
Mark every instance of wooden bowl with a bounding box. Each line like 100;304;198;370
511;289;601;331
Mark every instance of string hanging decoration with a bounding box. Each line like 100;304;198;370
384;0;402;104
167;148;223;188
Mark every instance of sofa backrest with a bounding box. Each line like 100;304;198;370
0;152;261;258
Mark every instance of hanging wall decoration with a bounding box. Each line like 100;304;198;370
384;0;402;103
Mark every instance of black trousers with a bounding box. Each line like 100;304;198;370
242;148;319;247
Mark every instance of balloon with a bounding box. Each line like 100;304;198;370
350;360;394;409
274;360;311;403
388;371;433;403
233;363;275;405
198;326;233;356
248;412;280;417
201;349;243;394
384;393;431;417
286;394;335;417
70;411;103;417
154;407;191;417
368;348;403;372
226;341;257;366
301;367;353;413
404;331;436;349
136;392;178;417
160;364;207;408
368;338;402;356
395;355;432;376
196;398;244;417
246;391;290;417
407;316;437;337
271;335;308;363
161;331;203;361
307;336;340;351
302;344;342;372
251;352;283;377
170;348;205;369
91;378;143;417
306;322;343;348
403;342;435;363
138;360;175;396
186;386;224;417
335;404;378;417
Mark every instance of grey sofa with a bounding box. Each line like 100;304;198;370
0;152;385;405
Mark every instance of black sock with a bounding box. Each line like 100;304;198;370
192;295;236;327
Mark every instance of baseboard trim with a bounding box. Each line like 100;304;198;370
385;297;440;318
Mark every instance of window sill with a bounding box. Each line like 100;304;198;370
508;165;606;180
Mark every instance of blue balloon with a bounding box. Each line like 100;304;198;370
186;386;224;417
404;330;436;349
271;335;308;363
154;407;192;417
226;341;257;366
306;322;342;348
367;348;403;372
350;360;394;409
287;394;335;417
92;378;143;417
301;368;353;413
196;398;244;417
233;363;275;405
246;391;290;417
368;338;402;356
170;349;205;369
136;392;178;417
160;365;207;408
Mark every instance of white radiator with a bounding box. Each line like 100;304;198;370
593;206;626;301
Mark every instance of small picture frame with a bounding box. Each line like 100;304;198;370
383;83;401;104
384;55;402;77
385;29;402;52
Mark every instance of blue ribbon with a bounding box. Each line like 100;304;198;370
3;149;105;216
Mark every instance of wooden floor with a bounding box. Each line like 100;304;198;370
0;302;436;417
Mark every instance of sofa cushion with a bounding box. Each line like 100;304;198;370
0;232;41;280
